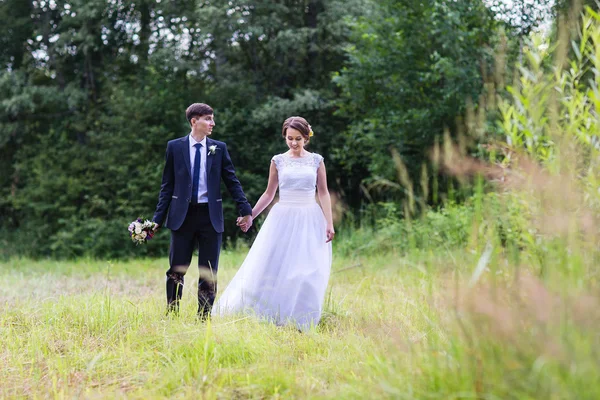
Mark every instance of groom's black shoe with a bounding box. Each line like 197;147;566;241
166;272;185;314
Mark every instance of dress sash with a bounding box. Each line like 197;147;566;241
278;190;317;206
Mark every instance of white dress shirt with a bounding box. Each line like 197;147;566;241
189;134;208;203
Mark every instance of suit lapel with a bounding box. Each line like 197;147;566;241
181;136;191;178
206;138;215;178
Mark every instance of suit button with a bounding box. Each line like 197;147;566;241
188;184;191;187
186;198;190;202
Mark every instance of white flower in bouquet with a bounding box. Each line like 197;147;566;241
142;220;155;230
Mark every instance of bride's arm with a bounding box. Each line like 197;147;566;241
316;160;335;242
251;161;279;219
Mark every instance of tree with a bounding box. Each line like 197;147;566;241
333;0;496;207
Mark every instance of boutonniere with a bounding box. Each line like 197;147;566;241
208;145;218;155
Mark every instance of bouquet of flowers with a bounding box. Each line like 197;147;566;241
128;218;158;245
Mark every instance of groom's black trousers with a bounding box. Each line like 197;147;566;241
166;203;222;316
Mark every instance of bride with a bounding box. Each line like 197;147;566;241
212;116;334;331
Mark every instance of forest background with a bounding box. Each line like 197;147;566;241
0;0;591;258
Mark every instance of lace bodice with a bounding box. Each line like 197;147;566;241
272;153;323;199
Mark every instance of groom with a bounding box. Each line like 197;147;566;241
152;103;253;318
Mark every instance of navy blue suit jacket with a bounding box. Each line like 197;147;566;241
153;135;252;233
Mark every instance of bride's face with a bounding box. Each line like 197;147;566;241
285;128;307;154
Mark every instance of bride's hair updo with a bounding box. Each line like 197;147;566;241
282;116;312;142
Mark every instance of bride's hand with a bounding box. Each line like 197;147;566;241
237;215;253;232
326;225;335;243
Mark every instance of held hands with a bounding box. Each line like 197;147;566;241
236;215;253;233
326;224;335;243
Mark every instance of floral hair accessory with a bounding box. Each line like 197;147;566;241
308;124;314;137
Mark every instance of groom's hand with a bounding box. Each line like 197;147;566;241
236;215;253;233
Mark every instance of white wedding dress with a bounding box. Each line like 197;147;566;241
212;152;332;331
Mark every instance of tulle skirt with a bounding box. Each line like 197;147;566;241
213;193;332;331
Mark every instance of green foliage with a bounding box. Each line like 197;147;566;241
337;5;600;273
333;0;496;204
0;0;368;258
496;7;600;212
197;0;369;205
335;190;534;259
1;67;186;258
2;0;561;259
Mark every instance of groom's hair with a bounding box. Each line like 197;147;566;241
186;103;214;125
282;116;310;141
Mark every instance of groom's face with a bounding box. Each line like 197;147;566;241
191;114;215;136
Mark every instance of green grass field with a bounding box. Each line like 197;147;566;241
1;246;597;399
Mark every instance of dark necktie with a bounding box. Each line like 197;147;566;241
191;143;202;204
